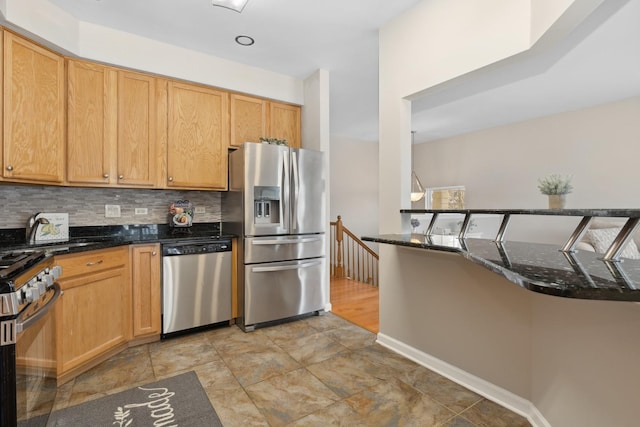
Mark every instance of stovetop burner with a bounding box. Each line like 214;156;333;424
0;252;31;268
0;250;48;290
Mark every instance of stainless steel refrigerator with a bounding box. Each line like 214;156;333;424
223;143;326;331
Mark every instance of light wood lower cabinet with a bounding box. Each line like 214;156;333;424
130;244;161;341
55;247;131;384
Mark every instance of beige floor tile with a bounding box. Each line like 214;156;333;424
258;319;321;344
207;387;270;427
223;346;301;387
323;323;377;350
442;416;480;427
193;359;242;395
354;344;421;379
274;330;350;366
460;399;531;427
48;318;528;427
345;378;456;426
402;365;484;414
207;325;276;357
287;400;367;426
246;368;341;426
150;334;221;378
306;352;385;398
68;345;155;406
303;312;354;332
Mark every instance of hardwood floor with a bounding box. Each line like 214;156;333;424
330;277;379;333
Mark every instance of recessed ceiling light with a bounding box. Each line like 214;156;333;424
211;0;248;13
235;35;255;46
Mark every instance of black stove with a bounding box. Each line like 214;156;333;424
0;251;49;296
0;249;61;427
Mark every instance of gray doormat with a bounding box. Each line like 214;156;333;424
47;371;222;427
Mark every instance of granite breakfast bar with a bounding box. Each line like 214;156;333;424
363;209;640;427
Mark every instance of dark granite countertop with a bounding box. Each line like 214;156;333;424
362;234;640;302
0;223;235;255
400;208;640;217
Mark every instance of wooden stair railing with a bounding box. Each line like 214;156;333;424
330;215;379;287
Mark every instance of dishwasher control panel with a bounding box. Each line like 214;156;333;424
162;239;232;256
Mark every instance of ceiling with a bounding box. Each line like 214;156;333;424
48;0;422;142
44;0;640;144
411;0;640;143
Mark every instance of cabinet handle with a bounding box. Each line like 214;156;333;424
86;260;104;267
103;173;109;179
168;176;174;182
152;251;157;256
118;174;124;180
6;165;13;171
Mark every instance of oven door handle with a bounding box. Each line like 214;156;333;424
15;283;62;334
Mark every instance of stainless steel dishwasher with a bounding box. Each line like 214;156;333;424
161;238;232;338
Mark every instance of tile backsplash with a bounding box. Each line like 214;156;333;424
0;184;221;229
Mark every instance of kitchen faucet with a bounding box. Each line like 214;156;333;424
26;214;50;244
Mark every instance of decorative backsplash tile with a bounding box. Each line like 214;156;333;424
0;184;221;229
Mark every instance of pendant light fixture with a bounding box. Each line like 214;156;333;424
211;0;249;13
410;131;425;202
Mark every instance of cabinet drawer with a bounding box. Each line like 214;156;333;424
56;246;128;282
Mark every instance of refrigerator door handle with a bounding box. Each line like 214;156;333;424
282;152;290;233
292;150;299;231
251;260;323;273
252;237;323;245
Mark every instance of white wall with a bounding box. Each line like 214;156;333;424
378;1;625;425
378;246;640;427
414;96;640;244
330;137;379;247
302;69;332;309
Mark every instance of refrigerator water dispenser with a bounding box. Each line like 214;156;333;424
254;186;280;224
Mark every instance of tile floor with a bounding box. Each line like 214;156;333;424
53;313;531;427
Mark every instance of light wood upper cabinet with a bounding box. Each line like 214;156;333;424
117;71;158;187
166;81;228;189
67;59;117;185
67;63;158;187
269;102;301;148
2;30;65;183
231;96;302;149
230;93;268;147
130;244;161;340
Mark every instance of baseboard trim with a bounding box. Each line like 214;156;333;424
324;302;332;312
376;333;551;427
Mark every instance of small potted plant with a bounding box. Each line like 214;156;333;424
259;137;288;146
537;174;573;209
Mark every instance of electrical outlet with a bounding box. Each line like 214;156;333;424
135;207;148;215
195;206;206;214
105;204;121;218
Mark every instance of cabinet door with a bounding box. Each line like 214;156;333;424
269;102;301;148
67;60;117;185
130;244;161;339
118;71;157;187
167;81;228;189
230;94;267;147
55;247;130;376
2;30;65;183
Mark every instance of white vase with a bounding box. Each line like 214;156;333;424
548;194;566;209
